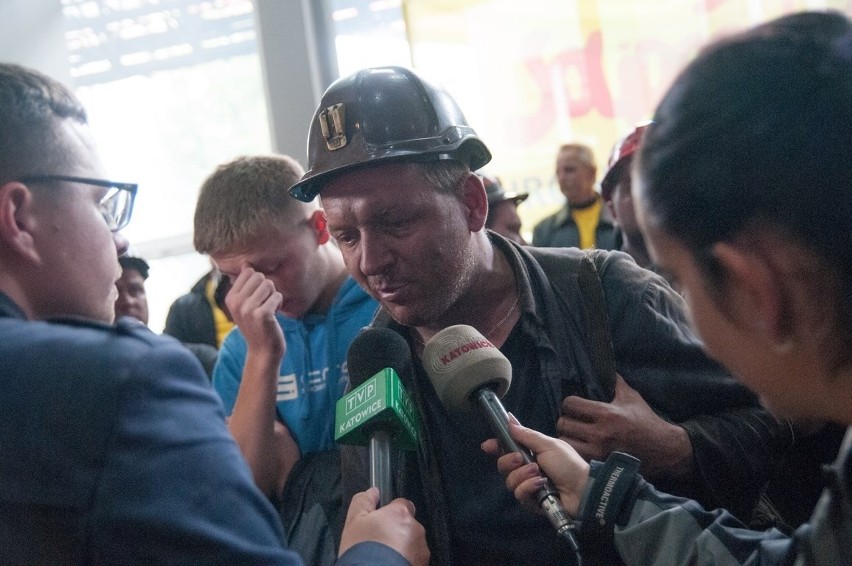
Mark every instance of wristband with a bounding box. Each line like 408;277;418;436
579;451;641;531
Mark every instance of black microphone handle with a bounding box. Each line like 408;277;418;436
370;429;393;507
474;387;580;552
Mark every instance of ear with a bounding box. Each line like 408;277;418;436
309;209;330;245
0;182;40;263
712;241;791;346
460;173;488;232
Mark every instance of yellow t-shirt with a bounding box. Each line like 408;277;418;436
570;197;602;249
205;278;234;348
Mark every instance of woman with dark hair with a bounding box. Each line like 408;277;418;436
485;10;852;564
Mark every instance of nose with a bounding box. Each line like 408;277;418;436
358;232;394;277
115;293;132;309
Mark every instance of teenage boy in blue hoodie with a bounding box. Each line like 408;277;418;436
193;154;379;564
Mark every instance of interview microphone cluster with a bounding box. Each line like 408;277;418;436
335;328;419;506
422;325;581;554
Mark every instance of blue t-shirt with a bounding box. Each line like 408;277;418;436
213;277;378;454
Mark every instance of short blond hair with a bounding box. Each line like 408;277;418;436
193;154;316;255
557;143;596;174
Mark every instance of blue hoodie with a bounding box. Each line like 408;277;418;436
213;277;378;454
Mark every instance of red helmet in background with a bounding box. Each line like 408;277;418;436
289;66;491;202
600;122;652;201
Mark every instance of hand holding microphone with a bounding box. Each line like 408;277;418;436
487;417;590;520
335;328;419;506
334;329;429;564
340;487;430;566
422;325;581;553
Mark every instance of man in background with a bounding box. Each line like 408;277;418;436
481;173;528;245
164;264;234;349
532;143;618;250
116;254;219;377
600;123;654;270
115;255;150;324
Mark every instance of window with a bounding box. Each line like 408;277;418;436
63;0;271;331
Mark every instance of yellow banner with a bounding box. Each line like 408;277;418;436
403;0;848;230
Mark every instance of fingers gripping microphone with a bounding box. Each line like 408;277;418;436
335;328;419;507
422;325;580;553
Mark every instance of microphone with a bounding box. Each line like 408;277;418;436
422;324;580;554
335;328;419;506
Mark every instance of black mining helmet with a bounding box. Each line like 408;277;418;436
289;66;491;202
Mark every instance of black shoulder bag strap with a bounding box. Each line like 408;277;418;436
528;249;617;402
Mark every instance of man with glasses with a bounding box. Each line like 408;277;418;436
0;63;427;565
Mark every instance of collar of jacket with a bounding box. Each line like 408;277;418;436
552;197;617;229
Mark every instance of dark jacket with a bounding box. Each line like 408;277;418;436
0;292;407;566
532;200;619;250
164;272;217;348
0;292;289;563
577;428;852;565
342;237;790;566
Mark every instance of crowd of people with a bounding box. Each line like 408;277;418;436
0;8;849;566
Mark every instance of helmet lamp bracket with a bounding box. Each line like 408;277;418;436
319;103;348;151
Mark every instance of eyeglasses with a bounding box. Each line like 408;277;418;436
16;174;138;231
